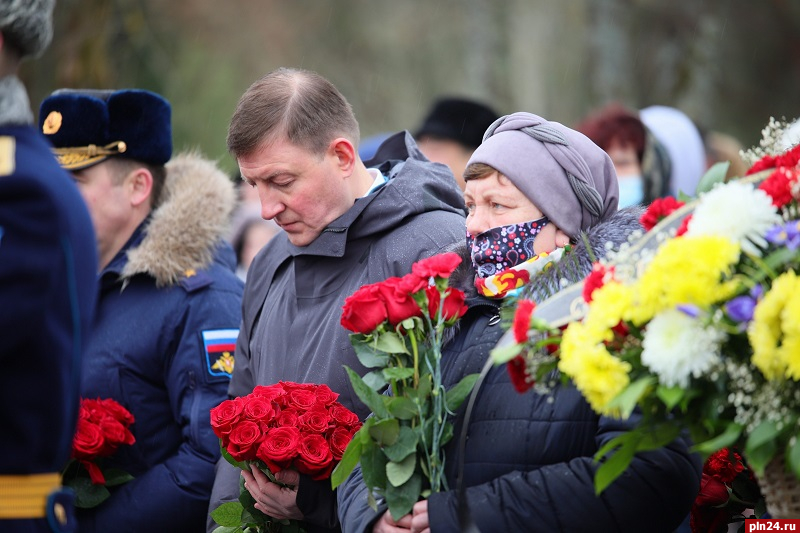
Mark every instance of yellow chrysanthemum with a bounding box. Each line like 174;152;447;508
585;281;633;332
559;322;631;418
626;236;740;325
750;271;800;381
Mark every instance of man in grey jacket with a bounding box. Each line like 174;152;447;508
207;68;466;533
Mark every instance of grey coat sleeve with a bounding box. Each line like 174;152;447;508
337;463;386;533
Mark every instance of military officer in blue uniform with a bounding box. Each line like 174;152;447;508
39;87;244;532
0;2;97;532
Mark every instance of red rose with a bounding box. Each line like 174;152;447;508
227;420;263;462
243;396;277;424
377;277;423;326
277;409;299;427
299;406;332;434
314;384;339;406
72;418;106;460
759;168;796;208
329;403;360;429
507;355;532;393
252;384;286;403
99;417;135;452
287;389;317;411
295;433;334;480
411;252;462;280
210;398;245;440
341;284;388;334
96;398;134;426
639;197;685;232
425;287;467;324
257;426;301;472
512;300;536;343
328;426;357;461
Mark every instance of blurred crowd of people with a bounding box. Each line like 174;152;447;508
3;2;782;533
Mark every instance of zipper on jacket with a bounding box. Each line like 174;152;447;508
188;370;200;444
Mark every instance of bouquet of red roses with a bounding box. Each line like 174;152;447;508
61;397;136;508
209;382;361;533
331;253;478;520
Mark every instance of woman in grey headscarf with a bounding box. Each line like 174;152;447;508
337;112;701;533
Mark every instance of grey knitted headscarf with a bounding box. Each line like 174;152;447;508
0;0;55;58
466;112;619;239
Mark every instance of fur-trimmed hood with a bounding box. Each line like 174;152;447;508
449;205;645;304
121;152;237;286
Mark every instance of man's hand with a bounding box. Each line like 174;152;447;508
373;509;413;532
410;500;430;533
241;464;304;521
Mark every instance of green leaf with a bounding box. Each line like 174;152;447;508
656;385;685;411
345;366;389;418
383;426;419;462
331;432;363;489
351;341;391;368
400;317;416;331
386;472;422;521
211;502;245;527
386;396;418;420
65;476;111;508
787;437;800;480
692;423;743;455
383;367;415;381
374;331;409;354
490;342;523;364
101;468;134;487
211;527;241;533
606;376;655;419
445;373;480;412
594;435;637;495
369;418;400;447
386;453;417;487
360;440;388;489
695;161;730;195
747;421;780;451
361;370;388;391
440;420;454;446
635;424;680;452
221;445;247;469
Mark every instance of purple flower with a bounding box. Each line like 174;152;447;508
765;220;800;250
750;284;764;300
677;304;700;318
726;296;756;323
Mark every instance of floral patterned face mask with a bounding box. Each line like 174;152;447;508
466;216;550;279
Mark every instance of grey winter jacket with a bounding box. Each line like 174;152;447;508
337;207;703;533
207;131;466;532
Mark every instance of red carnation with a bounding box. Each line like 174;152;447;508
257;426;301;472
398;271;429;294
759;167;796;208
640;197;685;232
704;448;744;484
341;284;388;334
583;263;614;304
507;355;533;393
676;214;692;236
295;434;334;480
377;277;423;326
411;252;462;280
512;300;536;343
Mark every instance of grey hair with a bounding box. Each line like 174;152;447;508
0;0;55;58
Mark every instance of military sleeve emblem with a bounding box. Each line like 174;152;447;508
201;329;239;378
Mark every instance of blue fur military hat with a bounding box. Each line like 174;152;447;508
39;89;172;170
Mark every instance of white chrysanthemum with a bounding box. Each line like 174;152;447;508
641;309;726;388
687;181;781;256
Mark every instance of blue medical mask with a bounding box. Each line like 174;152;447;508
617;176;644;209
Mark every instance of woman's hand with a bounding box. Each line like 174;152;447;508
241;464;304;521
555;229;571;248
373;509;413;532
410;500;430;533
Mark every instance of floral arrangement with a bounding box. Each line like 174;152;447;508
61;397;136;508
498;141;800;516
691;448;763;533
209;381;361;533
331;252;478;520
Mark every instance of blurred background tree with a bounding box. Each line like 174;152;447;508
21;0;800;174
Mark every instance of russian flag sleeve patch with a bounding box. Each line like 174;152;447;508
202;329;239;378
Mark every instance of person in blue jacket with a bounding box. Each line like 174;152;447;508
1;2;97;532
38;88;244;533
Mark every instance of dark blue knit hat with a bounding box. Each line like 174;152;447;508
39;89;172;170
